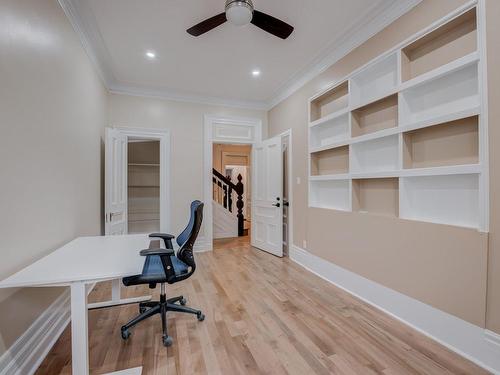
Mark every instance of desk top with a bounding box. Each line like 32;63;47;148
0;234;152;288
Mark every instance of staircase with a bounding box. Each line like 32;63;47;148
212;168;245;238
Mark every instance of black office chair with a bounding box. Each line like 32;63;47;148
121;200;205;347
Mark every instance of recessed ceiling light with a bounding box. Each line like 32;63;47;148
145;51;156;59
252;69;261;77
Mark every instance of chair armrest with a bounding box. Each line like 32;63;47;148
149;233;175;240
139;248;175;256
149;233;175;249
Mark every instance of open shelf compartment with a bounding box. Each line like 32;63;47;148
309;179;351;211
350;134;399;174
402;8;477;82
351;94;398;137
310;112;349;149
403;115;479;169
400;174;479;228
350;52;398;107
310;146;349;176
310;81;349;122
353;178;399;217
400;62;479;125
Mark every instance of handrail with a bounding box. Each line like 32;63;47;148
212;168;242;193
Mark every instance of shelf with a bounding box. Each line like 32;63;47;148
399;164;480;177
350;135;399;174
128;212;160;222
353;178;399;217
399;105;480;133
399;51;479;93
128;163;160;167
128;141;160;165
399;62;479;125
310;81;349;122
403;116;478;169
310;146;349;176
128;167;160;187
309;174;350;181
401;8;477;82
309;180;350;211
309;107;350;128
128;219;160;234
309;111;349;149
400;174;479;228
350;52;398;107
351;94;398;137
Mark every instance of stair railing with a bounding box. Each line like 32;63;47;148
212;168;244;236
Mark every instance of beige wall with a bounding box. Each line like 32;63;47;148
267;0;495;327
108;94;266;239
0;0;107;355
485;0;500;334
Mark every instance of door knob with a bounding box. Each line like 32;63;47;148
272;202;280;207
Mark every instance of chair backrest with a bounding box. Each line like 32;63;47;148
176;200;204;269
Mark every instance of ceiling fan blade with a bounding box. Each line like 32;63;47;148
251;10;294;39
187;13;227;36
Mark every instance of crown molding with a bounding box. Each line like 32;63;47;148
265;0;423;109
108;83;269;110
59;0;421;111
58;0;116;87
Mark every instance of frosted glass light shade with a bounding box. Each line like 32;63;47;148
226;2;253;26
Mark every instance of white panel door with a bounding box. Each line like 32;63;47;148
105;128;128;235
251;136;283;257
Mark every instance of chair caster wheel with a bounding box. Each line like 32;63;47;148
121;328;131;340
180;297;187;306
197;312;205;322
162;335;173;347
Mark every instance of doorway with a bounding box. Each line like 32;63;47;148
127;140;160;234
105;127;171;236
212;143;252;240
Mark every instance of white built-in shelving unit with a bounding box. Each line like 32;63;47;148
308;3;488;231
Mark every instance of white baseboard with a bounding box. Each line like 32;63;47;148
290;245;500;374
0;290;70;375
0;284;97;375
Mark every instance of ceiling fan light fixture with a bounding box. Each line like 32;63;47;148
225;0;254;26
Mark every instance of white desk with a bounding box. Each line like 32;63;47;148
0;234;156;375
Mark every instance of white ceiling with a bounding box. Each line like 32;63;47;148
60;0;421;109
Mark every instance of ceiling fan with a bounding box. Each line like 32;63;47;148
186;0;294;40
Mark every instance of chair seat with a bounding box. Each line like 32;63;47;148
122;255;189;286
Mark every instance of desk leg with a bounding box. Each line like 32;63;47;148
111;279;121;301
70;281;89;375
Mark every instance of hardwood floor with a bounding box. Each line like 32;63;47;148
36;237;489;374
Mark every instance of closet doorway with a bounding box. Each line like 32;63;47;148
127;140;160;234
105;127;171;235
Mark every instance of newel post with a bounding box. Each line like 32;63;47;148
236;174;244;236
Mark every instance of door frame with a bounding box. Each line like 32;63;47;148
203;115;263;250
109;126;172;234
279;129;294;256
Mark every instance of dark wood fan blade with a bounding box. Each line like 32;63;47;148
251;10;294;39
187;13;227;36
